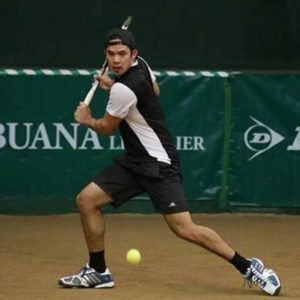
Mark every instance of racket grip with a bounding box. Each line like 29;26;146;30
83;81;98;106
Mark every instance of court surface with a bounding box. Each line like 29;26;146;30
1;213;299;299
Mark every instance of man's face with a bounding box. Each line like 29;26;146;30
105;44;138;76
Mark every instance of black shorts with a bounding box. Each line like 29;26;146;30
92;155;188;214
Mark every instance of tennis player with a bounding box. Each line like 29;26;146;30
58;28;281;296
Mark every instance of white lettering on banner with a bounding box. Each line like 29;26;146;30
0;122;204;151
176;136;205;150
28;123;52;149
287;127;300;150
0;122;94;150
8;123;33;149
249;133;271;144
78;129;103;150
0;123;6;148
109;135;124;150
53;123;79;149
244;116;300;161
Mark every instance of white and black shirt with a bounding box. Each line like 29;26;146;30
106;57;179;165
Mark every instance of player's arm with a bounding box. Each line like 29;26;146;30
138;56;160;96
152;80;160;96
74;103;122;135
74;82;136;135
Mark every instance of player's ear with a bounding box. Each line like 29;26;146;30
132;49;138;60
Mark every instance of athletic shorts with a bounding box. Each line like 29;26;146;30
92;154;188;214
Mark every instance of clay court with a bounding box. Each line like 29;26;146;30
1;213;299;300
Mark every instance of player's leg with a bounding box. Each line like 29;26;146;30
79;161;144;267
59;161;144;288
58;182;115;288
163;211;235;260
163;212;281;295
143;163;281;295
141;164;242;262
76;182;112;254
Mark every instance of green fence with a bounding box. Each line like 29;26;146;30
229;74;300;211
0;70;299;214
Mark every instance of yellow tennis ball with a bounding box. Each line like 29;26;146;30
126;248;141;265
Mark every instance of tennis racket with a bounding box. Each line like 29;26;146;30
83;16;132;106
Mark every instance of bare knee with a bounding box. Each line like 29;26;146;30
75;191;95;214
75;183;112;214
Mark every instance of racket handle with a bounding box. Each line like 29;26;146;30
83;81;98;106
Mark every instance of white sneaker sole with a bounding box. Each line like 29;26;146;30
95;281;115;288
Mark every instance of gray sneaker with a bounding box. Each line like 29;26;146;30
244;258;281;296
58;264;115;288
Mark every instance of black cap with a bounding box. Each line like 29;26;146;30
104;29;137;50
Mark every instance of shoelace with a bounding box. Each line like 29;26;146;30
244;265;267;289
75;266;90;277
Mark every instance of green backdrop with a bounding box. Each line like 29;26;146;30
0;70;299;214
229;74;300;210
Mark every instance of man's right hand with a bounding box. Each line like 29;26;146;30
94;73;115;91
74;102;92;126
